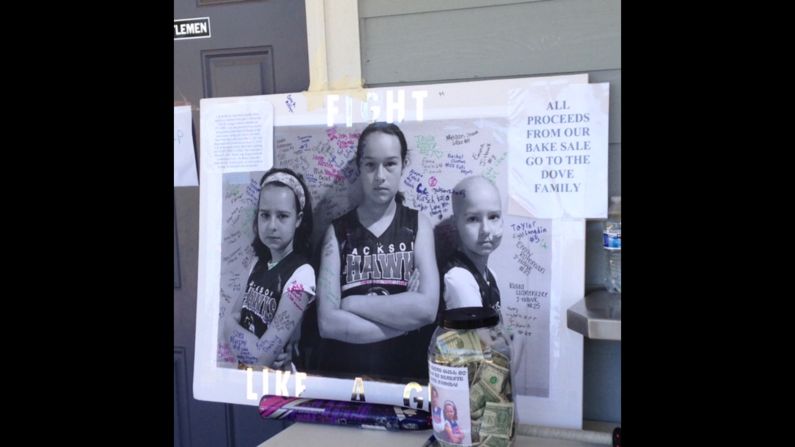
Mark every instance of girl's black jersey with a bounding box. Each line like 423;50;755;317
320;200;430;382
239;251;309;338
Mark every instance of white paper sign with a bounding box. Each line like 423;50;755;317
508;83;609;219
174;105;198;187
200;97;274;174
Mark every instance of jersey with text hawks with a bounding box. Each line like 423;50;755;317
335;203;416;297
239;251;309;338
320;201;430;381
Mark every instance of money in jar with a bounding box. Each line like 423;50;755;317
428;307;514;447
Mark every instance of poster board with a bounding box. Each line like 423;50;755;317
195;73;601;428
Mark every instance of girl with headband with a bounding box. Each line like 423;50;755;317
224;167;316;370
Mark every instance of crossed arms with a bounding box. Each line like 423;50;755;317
317;214;439;343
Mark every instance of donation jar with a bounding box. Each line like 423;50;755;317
428;307;515;447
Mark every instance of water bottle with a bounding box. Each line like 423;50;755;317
603;196;621;293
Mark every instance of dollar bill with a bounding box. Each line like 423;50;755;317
480;435;510;447
436;439;458;447
470;381;487;412
471;420;482;442
479;402;514;438
437;330;484;364
470;378;504;413
470;406;485;420
468;361;481;385
482;377;505;404
434;353;452;365
490;350;509;369
478;361;510;394
435;331;458;358
459;331;484;354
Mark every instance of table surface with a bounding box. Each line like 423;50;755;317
258;422;610;447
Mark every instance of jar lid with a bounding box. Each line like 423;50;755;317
441;307;500;329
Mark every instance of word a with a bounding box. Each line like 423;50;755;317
352;377;427;410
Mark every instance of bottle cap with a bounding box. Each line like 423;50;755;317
608;196;621;216
441;307;500;329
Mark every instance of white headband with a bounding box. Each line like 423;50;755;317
261;172;306;211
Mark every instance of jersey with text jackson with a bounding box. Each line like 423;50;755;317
321;200;429;381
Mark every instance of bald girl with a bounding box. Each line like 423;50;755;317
442;176;503;311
